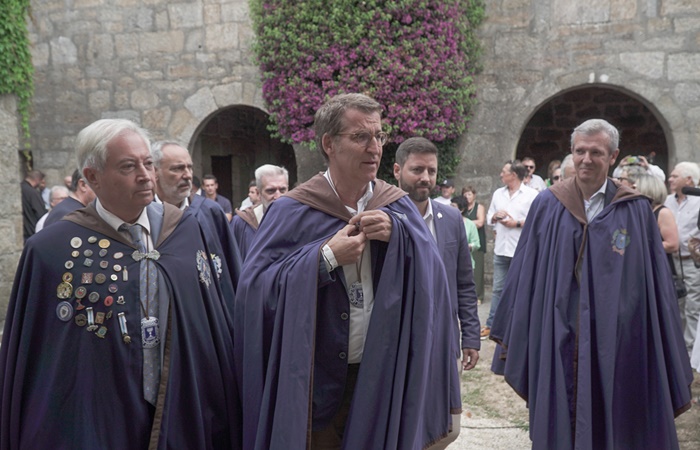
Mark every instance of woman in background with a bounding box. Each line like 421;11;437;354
461;186;486;303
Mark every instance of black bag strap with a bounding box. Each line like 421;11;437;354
678;247;685;280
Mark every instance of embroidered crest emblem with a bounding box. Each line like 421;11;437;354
348;281;364;308
196;250;212;286
210;253;222;279
611;228;630;256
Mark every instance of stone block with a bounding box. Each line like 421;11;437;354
140;31;185;53
131;89;160;110
169;108;195;140
32;43;50;68
668;53;700;81
124;8;154;31
221;2;250;22
205;23;239;51
185;30;205;52
553;0;610;24
661;0;697;15
88;90;111;111
169;3;204;28
674;17;700;34
674;83;700;107
143;107;172;132
115;34;139;58
204;4;222;24
619;52;665;79
611;0;637;20
212;83;243;107
87;34;115;62
50;37;78;65
184;87;217;120
641;36;686;51
102;110;141;124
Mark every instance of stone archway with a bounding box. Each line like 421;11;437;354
189;105;297;208
515;86;670;181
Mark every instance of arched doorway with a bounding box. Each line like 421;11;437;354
516;86;669;180
190;105;297;208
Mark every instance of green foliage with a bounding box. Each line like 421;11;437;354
0;0;34;148
250;0;485;182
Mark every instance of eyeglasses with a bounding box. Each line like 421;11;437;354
336;130;389;147
552;176;560;181
524;165;535;169
617;177;630;183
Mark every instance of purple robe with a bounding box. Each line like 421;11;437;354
0;203;240;449
491;178;693;449
234;175;459;450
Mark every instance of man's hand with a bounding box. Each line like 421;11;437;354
327;224;367;267
462;348;479;371
350;210;392;242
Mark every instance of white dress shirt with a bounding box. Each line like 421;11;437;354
487;183;539;257
665;194;700;256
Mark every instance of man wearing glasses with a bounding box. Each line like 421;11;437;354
234;93;458;449
523;156;547;191
231;164;289;261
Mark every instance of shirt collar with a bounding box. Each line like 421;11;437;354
323;170;374;213
96;198;151;234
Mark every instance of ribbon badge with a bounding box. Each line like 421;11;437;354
611;228;630;256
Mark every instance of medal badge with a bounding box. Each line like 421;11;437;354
348;281;364;308
196;250;212;287
141;316;160;348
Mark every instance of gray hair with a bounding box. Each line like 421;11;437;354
395;137;438;167
76;119;151;174
255;164;289;191
674;161;700;186
570;119;619;155
634;173;668;207
49;185;70;202
151;140;186;168
314;93;383;161
560;154;574;180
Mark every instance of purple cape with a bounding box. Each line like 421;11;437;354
490;180;693;449
187;194;242;314
234;177;458;449
0;204;240;449
230;207;258;261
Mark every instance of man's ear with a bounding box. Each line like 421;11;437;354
393;162;401;182
321;133;334;159
83;167;98;190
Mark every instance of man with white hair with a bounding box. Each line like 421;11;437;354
231;164;289;261
491;119;692;449
0;119;239;448
665;161;700;353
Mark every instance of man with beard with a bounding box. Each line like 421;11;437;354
235;94;458;449
490;119;692;449
0;120;239;449
393;137;480;449
152;140;241;309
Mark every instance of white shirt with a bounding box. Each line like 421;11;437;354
583;181;607;222
487;183;539;257
525;174;547;192
433;196;452;206
321;171;375;364
664;193;700;256
422;200;436;240
96;198;153;249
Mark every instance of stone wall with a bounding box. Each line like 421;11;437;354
458;0;700;204
0;95;24;328
28;0;264;183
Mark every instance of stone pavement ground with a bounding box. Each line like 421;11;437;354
447;293;700;450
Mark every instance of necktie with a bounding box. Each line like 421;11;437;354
122;223;160;405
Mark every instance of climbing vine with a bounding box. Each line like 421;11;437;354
250;0;485;181
0;0;34;148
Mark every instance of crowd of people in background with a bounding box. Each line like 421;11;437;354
9;94;700;449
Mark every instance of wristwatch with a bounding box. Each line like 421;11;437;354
516;221;522;228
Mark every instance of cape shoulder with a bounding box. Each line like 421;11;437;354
286;173;406;221
63;202;183;248
233;206;259;229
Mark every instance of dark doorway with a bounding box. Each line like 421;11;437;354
516;87;669;180
211;156;233;202
192;105;297;208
